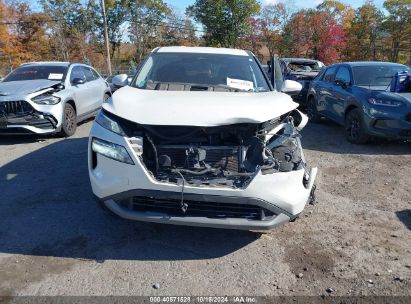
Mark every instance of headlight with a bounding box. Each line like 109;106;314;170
91;137;134;165
368;98;404;107
32;94;61;105
95;110;125;136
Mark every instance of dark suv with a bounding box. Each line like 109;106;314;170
306;62;411;143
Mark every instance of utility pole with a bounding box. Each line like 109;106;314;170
101;0;112;75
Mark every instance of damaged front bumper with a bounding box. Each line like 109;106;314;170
0;100;61;134
96;167;316;230
88;120;317;230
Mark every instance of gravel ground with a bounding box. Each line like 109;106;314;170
0;119;410;297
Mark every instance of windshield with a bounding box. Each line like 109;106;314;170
288;61;322;72
352;65;408;87
133;52;270;92
3;65;68;82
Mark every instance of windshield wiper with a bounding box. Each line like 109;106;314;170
189;84;250;92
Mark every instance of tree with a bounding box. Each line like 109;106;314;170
41;0;94;61
310;12;346;64
282;9;345;64
128;0;170;63
162;7;198;46
0;0;17;72
259;2;292;57
10;2;51;62
344;2;384;61
244;17;263;58
383;0;411;64
90;0;130;62
282;11;311;58
189;0;260;47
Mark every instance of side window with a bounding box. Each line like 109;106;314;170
70;66;86;83
335;66;352;84
82;67;95;82
280;61;287;75
91;69;100;79
314;69;324;80
322;66;337;83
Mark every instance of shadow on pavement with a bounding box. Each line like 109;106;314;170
301;119;411;155
0;137;259;262
396;209;411;230
0;134;51;145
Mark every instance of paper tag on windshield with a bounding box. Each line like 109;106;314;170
227;78;254;91
48;73;64;80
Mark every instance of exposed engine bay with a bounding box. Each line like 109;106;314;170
128;110;308;189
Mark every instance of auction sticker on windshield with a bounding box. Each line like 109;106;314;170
227;77;254;91
48;73;64;80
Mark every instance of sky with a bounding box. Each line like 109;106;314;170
28;0;386;14
164;0;385;13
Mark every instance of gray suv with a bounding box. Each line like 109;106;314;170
0;62;111;136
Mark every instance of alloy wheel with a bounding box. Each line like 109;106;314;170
346;117;360;141
64;107;76;133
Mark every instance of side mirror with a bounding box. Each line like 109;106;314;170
72;78;85;85
112;74;129;88
334;79;349;89
281;79;302;95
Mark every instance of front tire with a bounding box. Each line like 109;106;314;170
344;108;369;144
60;103;77;137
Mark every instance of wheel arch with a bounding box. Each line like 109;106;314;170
344;104;358;118
307;93;315;102
65;99;77;113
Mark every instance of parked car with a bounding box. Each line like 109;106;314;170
0;62;110;136
88;46;317;231
306;61;411;144
280;58;325;105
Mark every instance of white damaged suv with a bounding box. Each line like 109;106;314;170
88;46;317;230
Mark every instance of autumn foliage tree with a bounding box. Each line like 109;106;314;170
0;0;15;73
282;9;345;64
344;1;384;61
383;0;411;63
260;2;291;57
11;2;51;62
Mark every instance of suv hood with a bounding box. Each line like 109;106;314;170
105;86;299;126
0;79;61;100
357;86;411;106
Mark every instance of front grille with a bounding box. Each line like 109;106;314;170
123;197;274;220
405;112;411;122
157;145;239;172
0;101;34;116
